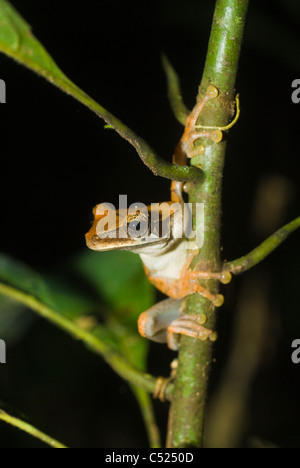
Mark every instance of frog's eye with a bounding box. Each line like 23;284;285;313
127;216;149;238
129;220;141;230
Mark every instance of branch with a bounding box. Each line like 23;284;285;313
169;0;250;449
131;387;162;448
161;53;189;125
55;81;201;182
0;0;201;183
0;409;67;448
225;217;300;275
0;282;173;399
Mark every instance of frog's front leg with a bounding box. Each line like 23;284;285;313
138;298;217;351
145;250;229;307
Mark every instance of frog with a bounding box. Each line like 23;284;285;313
86;85;234;350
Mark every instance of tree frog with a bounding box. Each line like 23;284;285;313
86;86;232;350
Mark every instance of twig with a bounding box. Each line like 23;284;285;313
0;409;67;448
161;54;189;125
131;386;161;448
225;217;300;275
0;1;201;183
0;282;173;398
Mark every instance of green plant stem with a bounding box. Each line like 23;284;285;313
161;54;189;125
7;46;199;182
169;0;250;448
64;82;201;183
131;387;161;448
0;1;200;183
225;216;300;274
0;409;67;448
0;282;172;398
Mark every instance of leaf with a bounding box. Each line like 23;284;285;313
161;53;189;125
0;253;157;397
0;252;93;344
0;0;136;134
0;0;198;183
0;0;74;87
0;252;95;344
248;437;280;449
0;295;34;343
42;273;96;319
0;251;155;370
74;250;155;369
0;253;53;306
73;249;159;443
74;250;155;324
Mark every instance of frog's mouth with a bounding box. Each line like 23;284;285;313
85;230;169;252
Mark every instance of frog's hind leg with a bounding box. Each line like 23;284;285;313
138;298;182;345
167;315;218;347
138;298;218;351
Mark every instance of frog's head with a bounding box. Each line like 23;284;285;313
85;201;184;254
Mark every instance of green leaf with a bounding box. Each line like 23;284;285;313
0;295;34;343
0;0;139;139
161;53;189;125
42;273;96;319
0;252;95;343
0;253;53;306
0;253;94;319
74;250;155;323
0;253;157;395
0;0;75;88
74;250;155;369
0;251;155;371
0;0;198;183
73;249;159;445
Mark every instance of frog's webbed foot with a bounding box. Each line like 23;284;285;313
182;85;240;161
180;251;232;307
186;129;223;159
181;85;221;159
167;314;218;349
182;270;225;307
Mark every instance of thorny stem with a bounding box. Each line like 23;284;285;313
169;0;250;448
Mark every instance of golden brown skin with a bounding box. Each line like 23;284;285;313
85;86;232;348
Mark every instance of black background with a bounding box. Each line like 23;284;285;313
0;0;299;448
